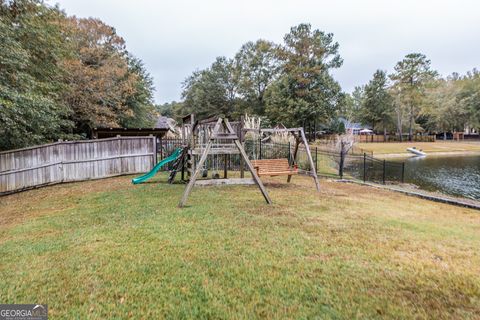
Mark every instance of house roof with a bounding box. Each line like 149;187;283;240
91;127;168;139
155;116;172;129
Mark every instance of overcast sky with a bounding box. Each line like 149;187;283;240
52;0;479;104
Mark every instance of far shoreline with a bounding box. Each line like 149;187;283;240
375;150;480;159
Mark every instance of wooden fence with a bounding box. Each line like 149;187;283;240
353;134;436;143
317;134;436;143
0;136;156;195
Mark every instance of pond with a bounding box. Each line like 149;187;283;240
397;154;480;200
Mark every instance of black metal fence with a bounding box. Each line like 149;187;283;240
345;153;405;184
313;149;405;184
157;138;406;185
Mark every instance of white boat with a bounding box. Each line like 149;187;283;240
407;147;427;156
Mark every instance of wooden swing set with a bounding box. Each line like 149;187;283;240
177;115;319;207
244;127;320;191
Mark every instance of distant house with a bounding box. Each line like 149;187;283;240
464;126;477;135
339;118;372;135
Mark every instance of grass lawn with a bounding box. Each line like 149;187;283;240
356;141;480;156
1;174;479;319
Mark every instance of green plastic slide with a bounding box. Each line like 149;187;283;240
132;148;183;184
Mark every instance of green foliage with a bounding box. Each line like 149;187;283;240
0;0;156;151
457;70;480;128
181;24;344;127
155;101;184;121
120;56;156;128
424;70;480;133
181;57;240;119
336;92;354;121
361;70;394;133
181;42;281;119
62;17;156;134
327;118;346;134
0;1;73;150
389;53;438;139
265;23;343;127
343;86;365;123
235;40;280;115
352;56;478;137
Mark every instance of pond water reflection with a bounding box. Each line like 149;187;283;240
395;155;480;200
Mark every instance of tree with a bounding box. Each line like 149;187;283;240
457;69;480;130
61;17;152;135
120;55;157;128
181;57;240;118
234;40;280;115
361;70;394;138
426;79;466;139
343;86;365;124
336;92;355;122
0;0;73;150
389;53;437;141
155;101;184;121
265;23;343;128
0;0;157;150
424;71;479;138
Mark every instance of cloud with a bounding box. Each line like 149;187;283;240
52;0;480;103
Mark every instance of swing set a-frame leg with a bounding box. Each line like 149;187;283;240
178;140;212;207
300;128;320;192
179;118;222;207
287;136;300;183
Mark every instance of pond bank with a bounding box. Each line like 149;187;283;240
355;141;480;158
336;179;480;211
377;150;480;159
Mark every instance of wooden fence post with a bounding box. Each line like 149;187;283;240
159;137;163;160
150;135;157;165
58;139;65;183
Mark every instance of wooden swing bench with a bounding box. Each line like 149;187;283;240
251;159;298;177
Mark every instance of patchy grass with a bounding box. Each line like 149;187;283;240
0;174;479;319
357;141;480;156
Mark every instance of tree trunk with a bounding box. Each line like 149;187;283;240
396;111;403;142
339;151;345;179
408;104;414;142
339;142;346;179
